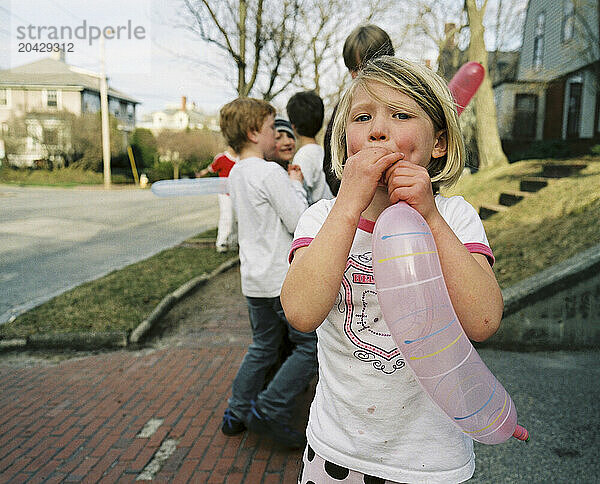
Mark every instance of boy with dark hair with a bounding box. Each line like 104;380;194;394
286;91;333;205
219;97;317;450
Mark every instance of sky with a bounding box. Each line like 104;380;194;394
0;0;526;120
0;0;240;117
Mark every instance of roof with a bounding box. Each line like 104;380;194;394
0;57;139;104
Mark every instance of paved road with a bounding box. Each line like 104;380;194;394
0;266;598;483
0;185;218;324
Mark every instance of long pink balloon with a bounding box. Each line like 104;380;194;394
372;203;527;444
370;62;528;444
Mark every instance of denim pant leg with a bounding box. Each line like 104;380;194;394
228;296;286;420
257;298;317;422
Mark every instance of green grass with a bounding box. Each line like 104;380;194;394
0;228;233;340
443;156;600;287
0;166;130;187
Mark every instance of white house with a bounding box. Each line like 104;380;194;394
138;96;219;134
0;51;139;166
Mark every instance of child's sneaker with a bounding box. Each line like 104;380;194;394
221;408;246;436
247;400;306;449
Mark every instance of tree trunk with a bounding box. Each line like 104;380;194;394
466;0;508;169
238;0;248;96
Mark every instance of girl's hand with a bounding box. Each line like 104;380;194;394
336;147;404;217
384;160;440;223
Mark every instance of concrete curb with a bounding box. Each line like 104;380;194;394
502;244;600;317
128;256;240;344
0;256;240;352
483;243;600;350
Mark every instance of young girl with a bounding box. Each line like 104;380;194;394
281;56;503;483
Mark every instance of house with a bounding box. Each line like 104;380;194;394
138;96;219;134
494;0;599;153
0;51;139;166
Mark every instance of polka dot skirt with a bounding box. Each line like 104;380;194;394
298;445;405;484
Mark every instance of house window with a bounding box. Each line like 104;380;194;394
533;13;545;70
47;90;58;108
44;128;58;146
562;0;575;42
513;94;538;140
0;89;7;106
566;80;582;138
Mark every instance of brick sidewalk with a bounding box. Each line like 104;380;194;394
0;267;310;483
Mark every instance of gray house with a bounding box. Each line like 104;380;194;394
0;52;139;166
494;0;599;151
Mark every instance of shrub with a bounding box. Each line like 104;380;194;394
131;128;158;170
510;140;571;161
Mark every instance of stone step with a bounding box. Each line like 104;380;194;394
479;203;509;220
499;190;531;207
540;163;587;178
520;177;549;192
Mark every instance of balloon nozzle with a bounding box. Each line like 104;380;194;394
513;424;529;442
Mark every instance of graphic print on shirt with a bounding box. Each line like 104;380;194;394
339;251;405;374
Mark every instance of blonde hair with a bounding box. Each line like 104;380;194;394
331;56;465;190
220;98;275;153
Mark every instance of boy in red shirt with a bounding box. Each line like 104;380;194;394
197;148;238;252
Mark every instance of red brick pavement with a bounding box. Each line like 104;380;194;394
0;267;311;483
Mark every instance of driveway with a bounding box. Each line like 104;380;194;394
0;184;218;324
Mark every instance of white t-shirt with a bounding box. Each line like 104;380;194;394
228;156;307;298
292;143;333;205
290;195;494;484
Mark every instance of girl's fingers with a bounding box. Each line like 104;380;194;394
376;151;405;169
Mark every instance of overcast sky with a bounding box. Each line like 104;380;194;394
0;0;525;119
0;0;240;117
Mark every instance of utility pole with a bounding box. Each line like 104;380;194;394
100;30;111;189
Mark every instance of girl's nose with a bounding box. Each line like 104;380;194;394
369;130;387;141
369;117;388;141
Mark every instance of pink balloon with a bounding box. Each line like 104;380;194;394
448;62;485;115
372;202;527;444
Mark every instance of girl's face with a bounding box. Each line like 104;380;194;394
274;130;296;163
346;81;446;168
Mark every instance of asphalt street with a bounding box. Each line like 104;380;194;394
0;184;218;324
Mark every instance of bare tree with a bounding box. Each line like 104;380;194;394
181;0;302;99
292;0;392;96
409;0;467;79
465;0;509;168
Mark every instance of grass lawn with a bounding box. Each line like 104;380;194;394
1;156;598;341
443;155;600;287
0;228;237;340
0;166;130;187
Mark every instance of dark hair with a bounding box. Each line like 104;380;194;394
343;24;395;73
286;91;324;138
322;105;341;195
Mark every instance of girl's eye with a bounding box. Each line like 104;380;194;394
393;112;411;120
354;114;371;122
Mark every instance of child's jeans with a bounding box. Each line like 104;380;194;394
228;296;317;422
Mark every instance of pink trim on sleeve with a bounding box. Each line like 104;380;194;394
357;217;375;233
465;242;495;267
289;237;314;263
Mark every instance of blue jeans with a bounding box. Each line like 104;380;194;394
228;296;317;423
